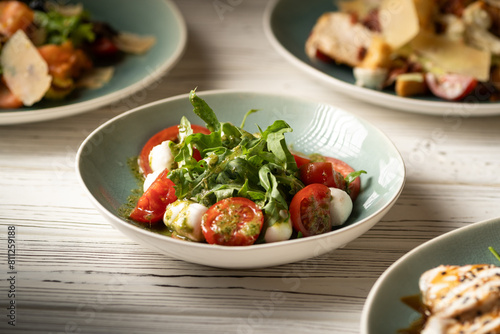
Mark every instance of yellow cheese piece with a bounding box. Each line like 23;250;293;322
380;0;420;49
338;0;376;17
1;30;52;106
411;31;491;81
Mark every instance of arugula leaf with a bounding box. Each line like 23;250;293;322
345;170;367;185
189;89;221;133
489;246;500;263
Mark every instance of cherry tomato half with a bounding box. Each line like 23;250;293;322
138;124;210;176
425;73;478;101
324;157;361;201
90;37;120;58
289;184;332;237
129;169;177;224
202;197;264;246
299;162;347;190
293;154;311;168
294;154;361;201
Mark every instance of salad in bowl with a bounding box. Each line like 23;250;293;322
124;90;366;246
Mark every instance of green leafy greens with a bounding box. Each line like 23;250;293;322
34;8;95;47
167;90;304;230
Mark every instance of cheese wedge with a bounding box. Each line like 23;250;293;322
411;31;491;81
1;30;52;106
380;0;420;49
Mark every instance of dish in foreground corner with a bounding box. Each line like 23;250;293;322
264;0;500;116
76;90;405;269
361;217;500;334
0;0;186;125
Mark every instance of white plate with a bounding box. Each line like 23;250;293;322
263;0;500;116
361;216;500;333
76;90;406;269
0;0;187;125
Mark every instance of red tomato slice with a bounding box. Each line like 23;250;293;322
202;197;264;246
139;124;210;176
425;73;478;101
299;162;347;190
0;80;23;109
293;154;311;168
289;184;332;237
323;157;361;202
90;37;119;58
129;169;177;224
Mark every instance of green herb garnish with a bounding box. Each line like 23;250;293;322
168;90;304;230
488;246;500;263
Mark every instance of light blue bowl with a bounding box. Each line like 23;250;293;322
76;90;406;269
0;0;186;125
361;217;500;333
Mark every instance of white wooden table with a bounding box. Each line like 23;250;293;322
2;1;500;333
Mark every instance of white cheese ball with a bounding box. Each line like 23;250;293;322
328;187;353;226
143;169;162;192
163;200;207;242
264;213;293;243
149;140;175;173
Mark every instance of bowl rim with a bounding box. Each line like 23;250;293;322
76;89;407;253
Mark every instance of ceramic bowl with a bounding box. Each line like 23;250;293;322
76;90;406;269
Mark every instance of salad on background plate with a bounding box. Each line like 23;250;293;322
0;0;186;125
305;0;500;102
264;0;500;115
0;0;155;109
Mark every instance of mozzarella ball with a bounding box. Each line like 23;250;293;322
163;200;207;242
328;187;353;226
143;169;162;192
149;140;175;173
264;214;293;243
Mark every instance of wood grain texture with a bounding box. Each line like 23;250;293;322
1;0;500;333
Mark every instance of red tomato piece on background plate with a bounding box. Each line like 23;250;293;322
289;183;333;237
202;197;264;246
425;73;478;101
138;124;210;176
129;169;177;224
0;80;23;109
90;37;120;58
